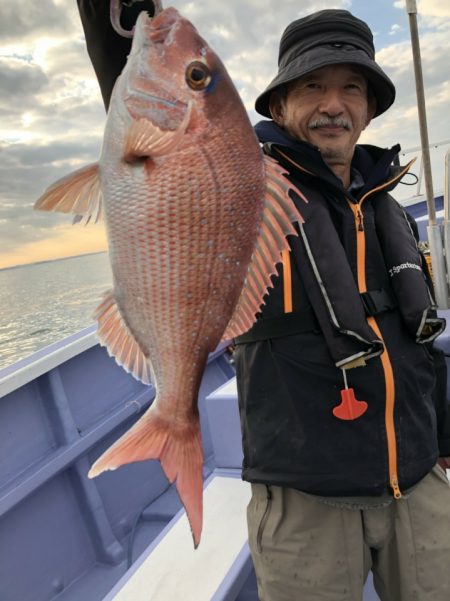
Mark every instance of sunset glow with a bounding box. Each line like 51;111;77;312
0;223;108;270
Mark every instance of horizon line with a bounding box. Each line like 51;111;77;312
0;250;108;272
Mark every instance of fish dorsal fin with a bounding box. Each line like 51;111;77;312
94;290;154;385
222;155;308;340
124;102;192;160
34;163;102;224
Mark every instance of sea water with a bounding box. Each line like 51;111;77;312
0;253;112;370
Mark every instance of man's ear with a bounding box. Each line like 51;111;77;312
269;90;285;126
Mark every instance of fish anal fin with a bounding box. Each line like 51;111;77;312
34;163;102;224
88;408;204;548
124;103;192;160
222;155;308;340
94;290;153;385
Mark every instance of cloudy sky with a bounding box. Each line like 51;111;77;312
1;0;449;269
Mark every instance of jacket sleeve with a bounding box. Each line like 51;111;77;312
430;345;450;456
77;1;132;110
405;210;450;455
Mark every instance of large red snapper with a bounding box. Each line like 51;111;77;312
35;8;306;547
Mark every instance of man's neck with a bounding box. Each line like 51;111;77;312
327;164;351;188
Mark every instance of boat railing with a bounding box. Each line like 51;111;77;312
444;147;450;222
0;324;98;399
438;149;450;308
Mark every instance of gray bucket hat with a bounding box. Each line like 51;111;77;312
255;9;395;119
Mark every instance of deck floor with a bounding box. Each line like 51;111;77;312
103;476;251;601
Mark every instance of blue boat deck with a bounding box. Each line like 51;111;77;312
0;328;235;601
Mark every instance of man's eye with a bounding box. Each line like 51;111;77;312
346;83;363;91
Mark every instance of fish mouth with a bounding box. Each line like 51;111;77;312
125;75;187;112
124;8;189;128
129;89;179;110
125;81;189;130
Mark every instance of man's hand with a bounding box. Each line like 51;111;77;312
437;456;450;471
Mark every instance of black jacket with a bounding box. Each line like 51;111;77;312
235;122;447;497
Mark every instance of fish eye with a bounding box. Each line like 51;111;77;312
185;61;212;90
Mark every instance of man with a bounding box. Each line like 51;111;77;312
236;9;450;601
77;3;450;599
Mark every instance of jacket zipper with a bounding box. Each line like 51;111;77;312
351;161;414;499
348;185;408;499
256;486;272;553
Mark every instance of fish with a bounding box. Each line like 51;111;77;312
34;7;306;547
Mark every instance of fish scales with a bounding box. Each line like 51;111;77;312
103;140;264;395
34;7;306;547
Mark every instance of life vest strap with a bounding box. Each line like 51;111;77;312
234;287;397;345
234;307;319;344
360;287;397;317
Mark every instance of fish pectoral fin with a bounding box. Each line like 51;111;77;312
88;407;204;548
222;155;308;340
94;290;154;385
123;102;192;160
34;163;103;224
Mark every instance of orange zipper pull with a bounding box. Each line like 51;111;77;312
357;208;364;231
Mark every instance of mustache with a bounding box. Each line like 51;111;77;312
308;117;352;131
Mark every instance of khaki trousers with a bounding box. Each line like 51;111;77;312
247;465;450;601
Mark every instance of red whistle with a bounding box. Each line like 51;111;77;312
333;388;368;421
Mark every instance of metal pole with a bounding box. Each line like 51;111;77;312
445;149;450;222
405;0;448;306
442;150;450;307
405;0;436;224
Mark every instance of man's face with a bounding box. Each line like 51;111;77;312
269;64;376;171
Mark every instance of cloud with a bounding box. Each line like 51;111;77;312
0;57;48;113
169;0;351;104
394;0;450;30
0;1;77;43
1;0;449;267
0;2;105;264
389;24;403;35
394;0;450;19
1;0;356;267
362;15;450;198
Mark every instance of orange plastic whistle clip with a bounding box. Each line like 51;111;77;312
333;388;368;420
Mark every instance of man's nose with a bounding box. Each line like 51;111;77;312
318;89;345;115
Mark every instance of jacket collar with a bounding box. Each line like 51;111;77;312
254;120;404;198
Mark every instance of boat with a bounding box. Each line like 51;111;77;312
2;242;449;601
0;327;252;601
1;2;449;595
1;141;449;601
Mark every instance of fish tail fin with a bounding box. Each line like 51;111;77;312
88;407;204;547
